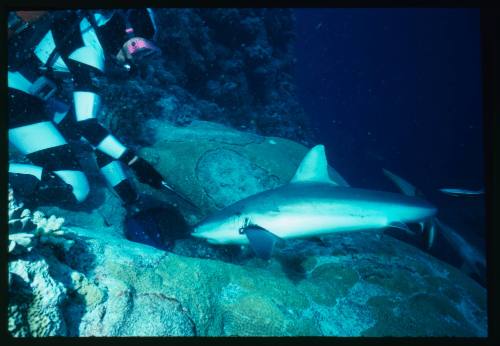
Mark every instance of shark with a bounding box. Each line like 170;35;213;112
439;187;484;197
192;145;437;259
382;168;486;281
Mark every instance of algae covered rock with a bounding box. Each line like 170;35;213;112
9;223;482;337
8;216;487;337
7;122;487;337
138;120;345;222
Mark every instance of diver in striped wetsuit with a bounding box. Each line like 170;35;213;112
8;9;166;209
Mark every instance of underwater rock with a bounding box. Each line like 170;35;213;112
9;256;68;336
8;216;487;336
138;120;316;222
17;225;484;337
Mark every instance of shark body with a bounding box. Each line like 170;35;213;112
192;145;437;259
439;187;484;197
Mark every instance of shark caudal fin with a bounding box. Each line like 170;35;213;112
382;168;437;249
291;144;349;186
434;217;486;281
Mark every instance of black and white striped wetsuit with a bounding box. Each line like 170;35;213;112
8;10;151;205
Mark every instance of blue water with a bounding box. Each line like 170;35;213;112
294;8;485;282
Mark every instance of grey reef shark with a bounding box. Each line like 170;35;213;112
382;169;486;280
438;187;484;197
192;145;437;260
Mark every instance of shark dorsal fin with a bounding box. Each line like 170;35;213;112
291;145;337;185
382;168;417;197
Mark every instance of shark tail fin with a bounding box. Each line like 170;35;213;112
383;168;437;249
460;260;485;283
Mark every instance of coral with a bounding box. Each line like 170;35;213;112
97;9;313;148
9;257;69;336
8;186;75;256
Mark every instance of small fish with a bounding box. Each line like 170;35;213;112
439;187;484;197
315;22;323;30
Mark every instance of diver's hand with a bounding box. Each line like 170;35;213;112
120;150;164;189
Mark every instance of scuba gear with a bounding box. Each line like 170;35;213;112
120;150;164;189
114;8;160;71
116;37;161;64
161;181;200;211
8;11;47;37
119;150;199;209
118;9;156;41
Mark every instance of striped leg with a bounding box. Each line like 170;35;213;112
9;163;75;204
8;74;90;204
48;13;131;160
48;14;140;204
95;151;138;204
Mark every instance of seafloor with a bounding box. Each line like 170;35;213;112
8;121;487;336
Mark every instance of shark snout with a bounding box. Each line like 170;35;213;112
191;223;219;241
191;225;205;237
191;230;205;238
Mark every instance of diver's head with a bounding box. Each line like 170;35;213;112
116;36;161;65
115;9;161;67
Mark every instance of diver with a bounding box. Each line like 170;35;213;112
8;9;190;249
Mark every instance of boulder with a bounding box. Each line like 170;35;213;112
138;120;345;223
8;224;487;336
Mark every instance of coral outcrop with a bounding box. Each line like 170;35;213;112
98;9;313;147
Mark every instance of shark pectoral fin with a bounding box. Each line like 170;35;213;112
424;219;437;250
243;225;280;260
418;221;425;233
388;221;413;235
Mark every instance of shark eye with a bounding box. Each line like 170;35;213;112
238;217;250;234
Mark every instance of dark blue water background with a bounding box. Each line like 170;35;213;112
294;9;485;271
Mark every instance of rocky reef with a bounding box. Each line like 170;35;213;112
98;9;313;147
8;122;488;337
